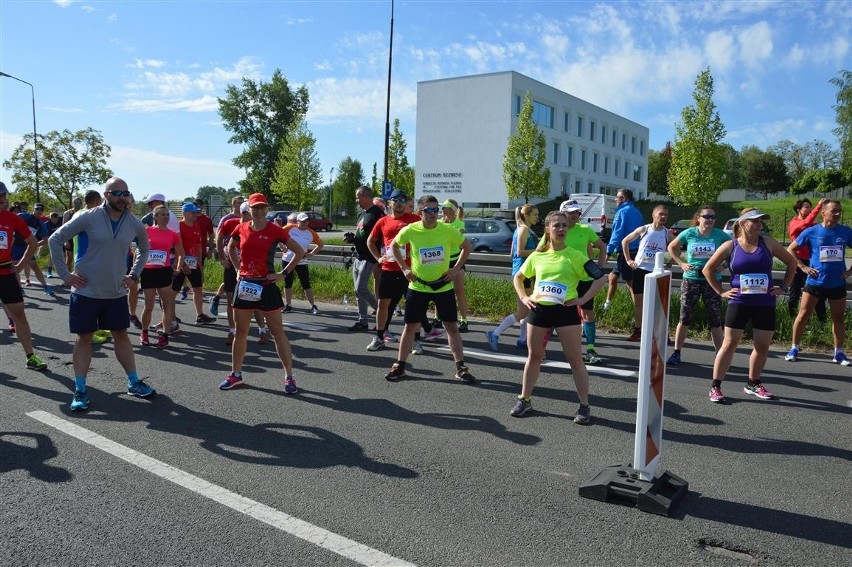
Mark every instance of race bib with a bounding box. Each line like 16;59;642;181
739;273;769;295
642;248;660;261
0;231;7;250
535;280;568;304
819;245;843;263
383;245;407;263
689;241;716;259
184;256;198;269
420;246;444;266
148;250;167;267
237;280;263;301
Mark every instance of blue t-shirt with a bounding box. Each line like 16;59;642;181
11;212;46;260
678;227;730;281
796;224;852;288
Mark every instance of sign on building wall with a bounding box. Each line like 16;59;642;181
420;172;464;195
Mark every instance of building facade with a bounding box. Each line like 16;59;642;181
415;71;649;209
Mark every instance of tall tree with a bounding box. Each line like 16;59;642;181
646;143;672;196
3;127;112;209
719;143;741;189
667;68;728;206
332;157;365;218
270;115;322;210
792;168;850;197
218;68;309;195
387;118;415;195
803;139;840;170
740;146;789;199
830;70;852;180
502;92;550;204
767;139;809;184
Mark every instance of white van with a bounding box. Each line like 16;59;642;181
567;193;617;236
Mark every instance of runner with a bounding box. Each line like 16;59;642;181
383;195;475;383
786;200;852;365
219;193;305;392
281;212;323;314
61;196;83;272
349;186;384;331
209;195;245;317
437;199;470;332
140;205;184;349
604;188;643;316
43;211;62;278
509;211;606;422
11;204;54;296
701;208;797;403
787;198;828;321
666;205;730;364
173;202;216;325
47;177;155;412
0;182;48;370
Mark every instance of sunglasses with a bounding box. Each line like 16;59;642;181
421;206;440;214
108;190;132;197
391;198;409;204
700;214;717;220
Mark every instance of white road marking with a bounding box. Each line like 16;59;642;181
436;347;638;378
283;321;329;332
27;410;415;567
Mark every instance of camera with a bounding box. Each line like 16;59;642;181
343;231;356;244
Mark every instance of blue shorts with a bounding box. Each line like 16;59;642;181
69;293;130;334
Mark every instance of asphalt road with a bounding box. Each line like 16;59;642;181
2;282;850;566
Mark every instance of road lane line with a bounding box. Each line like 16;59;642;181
435;347;638;378
27;410;415;567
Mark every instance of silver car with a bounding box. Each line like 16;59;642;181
462;217;516;253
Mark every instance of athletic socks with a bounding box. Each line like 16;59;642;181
493;313;518;336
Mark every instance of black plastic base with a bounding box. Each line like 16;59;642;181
578;463;688;517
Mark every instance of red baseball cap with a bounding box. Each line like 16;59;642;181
248;193;268;207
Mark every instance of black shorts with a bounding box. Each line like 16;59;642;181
232;280;283;313
69;293;130;334
527;303;582;329
172;268;203;291
632;267;652;295
575;280;595;311
803;284;846;301
224;266;237;294
283;264;311;290
141;267;173;290
378;270;409;301
0;273;24;304
404;289;457;324
724;303;776;331
611;252;634;283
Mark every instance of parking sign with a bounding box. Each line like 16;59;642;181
381;180;394;199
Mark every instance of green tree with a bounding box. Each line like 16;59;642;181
792;168;850;197
502;92;550;204
646;143;672;196
719;143;742;189
270;114;322;210
332;157;365;218
740;146;789;199
3;127;112;210
768;140;809;184
196;185;241;204
218;68;309;195
387;118;415;195
830;70;852;179
667;68;728;206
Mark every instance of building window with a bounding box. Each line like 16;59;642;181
575;180;581;192
590;121;596;142
552;142;559;164
601;125;607;145
532;100;554;128
615;158;620;177
633;164;642;182
593;152;599;173
567;145;574;168
588;182;594;192
631;136;636;154
514;95;521;115
604;155;609;175
564;112;570;132
622;133;627;151
640;140;645;156
624;160;629;179
581;149;587;170
577;116;584;137
612;129;617;147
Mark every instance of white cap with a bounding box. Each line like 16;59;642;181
146;193;166;204
736;209;770;222
559;199;583;213
297;212;309;222
239;202;250;214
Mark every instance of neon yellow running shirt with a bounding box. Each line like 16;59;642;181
519;246;588;305
394;221;464;293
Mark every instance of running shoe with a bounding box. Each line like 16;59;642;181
510;397;532;417
310;305;319;315
708;386;725;403
366;336;384;351
24;279;31;287
226;332;235;346
140;330;150;346
743;382;773;400
258;332;270;345
667;351;681;366
485;330;499;352
422;328;445;342
8;320;15;334
573;404;592;425
180;287;189;301
349;320;369;331
385;363;406;381
583;349;602;365
154;334;168;349
602;300;612;312
46;269;53;278
209;295;220;317
44;285;55;297
832;352;851;366
70;390;89;412
282;304;293;314
283;376;299;395
411;339;424;355
394;306;403;316
628;328;641;342
127;380;156;398
26;354;47;371
784;347;798;362
196;314;216;325
129;314;142;329
91;332;108;345
219;373;243;390
515;339;527;350
454;366;476;383
383;331;398;343
459;320;469;333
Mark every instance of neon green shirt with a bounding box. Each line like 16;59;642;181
519;246;588;305
441;218;466;256
564;223;600;282
394;221;464;293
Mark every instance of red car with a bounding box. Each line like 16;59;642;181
298;211;334;231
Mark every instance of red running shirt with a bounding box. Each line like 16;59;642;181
145;226;182;269
230;221;291;278
179;221;204;258
369;213;421;272
0;210;31;275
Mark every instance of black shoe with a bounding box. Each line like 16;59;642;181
454;366;476;383
459;320;469;333
349;321;369;331
385;363;405;381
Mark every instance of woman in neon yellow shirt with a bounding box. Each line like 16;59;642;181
440;199;470;331
510;211;607;424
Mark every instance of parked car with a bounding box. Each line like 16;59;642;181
722;218;772;238
297;211;334;231
462;217;516;253
669;219;693;238
267;210;293;224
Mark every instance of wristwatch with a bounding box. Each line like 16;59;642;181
779;283;789;293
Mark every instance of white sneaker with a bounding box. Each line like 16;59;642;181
602;300;612;312
423;328;446;342
366;337;384;352
411;339;424;355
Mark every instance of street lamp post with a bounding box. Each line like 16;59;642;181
0;71;40;203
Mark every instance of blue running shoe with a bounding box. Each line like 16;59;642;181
667;351;681;365
219;373;244;390
515;339;527;350
284;376;298;395
44;285;55;297
832;352;851;366
784;347;798;362
209;295;220;317
70;390;90;411
485;330;499;352
127;380;156;398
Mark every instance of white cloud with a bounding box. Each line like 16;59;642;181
43;106;83;113
53;0;73;7
131;59;167;69
786;44;805;67
737;21;773;67
109;95;219;113
705;30;736;72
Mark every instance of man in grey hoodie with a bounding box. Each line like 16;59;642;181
48;177;154;412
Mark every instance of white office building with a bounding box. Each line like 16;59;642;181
415;71;649;208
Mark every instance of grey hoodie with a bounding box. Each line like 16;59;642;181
49;204;150;299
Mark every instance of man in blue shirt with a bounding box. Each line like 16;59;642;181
786;200;852;365
603;188;643;319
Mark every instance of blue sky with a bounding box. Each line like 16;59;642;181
1;0;849;202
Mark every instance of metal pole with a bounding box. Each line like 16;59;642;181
382;0;394;183
0;71;40;203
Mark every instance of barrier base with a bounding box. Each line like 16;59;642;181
578;463;688;517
